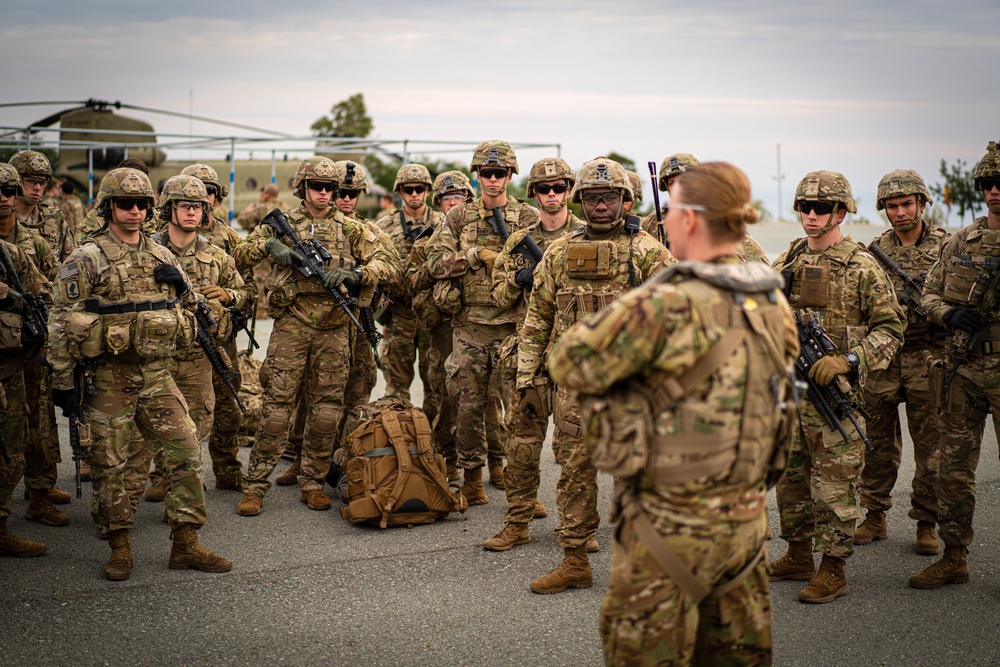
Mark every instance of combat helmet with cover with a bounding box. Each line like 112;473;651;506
658;153;700;191
335;160;370;194
432;170;474;207
571;156;633;204
393;163;433;192
793;170;856;213
8;150;53;181
96;168;156;222
470;140;518;175
876;169;931;210
0;163;24;197
180;163;228;198
291;156;340;199
973;141;1000;191
626;171;644;202
157;175;209;223
526;157;575;198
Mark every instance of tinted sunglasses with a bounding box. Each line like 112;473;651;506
798;201;835;215
114;198;150;211
205;185;218;196
337;189;360;199
534;183;569;195
307;181;337;192
0;185;19;198
401;185;427;195
479;168;509;180
980;178;1000;192
580;191;622;206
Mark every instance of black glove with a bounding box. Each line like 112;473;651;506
154;263;189;295
944;308;985;333
52;388;79;417
514;267;534;289
0;289;25;313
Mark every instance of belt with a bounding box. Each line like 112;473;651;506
84;297;179;315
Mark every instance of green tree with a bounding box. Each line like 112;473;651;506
311;93;373;139
606;151;636;172
930;158;982;226
752;198;772;223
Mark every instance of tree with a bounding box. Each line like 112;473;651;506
930;158;982;226
606;151;636;172
311;93;373;139
752;198;773;223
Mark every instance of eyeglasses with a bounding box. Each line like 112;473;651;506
580;191;622;206
980;178;1000;192
664;202;707;214
205;185;218;196
0;185;19;198
114;198;149;211
22;176;48;188
479;168;508;181
534;183;569;195
798;201;836;215
337;189;360;199
307;181;337;193
441;193;466;202
175;201;204;212
401;185;427;196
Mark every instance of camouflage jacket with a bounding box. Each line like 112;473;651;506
516;222;675;389
426;196;540;326
232;204;398;329
376;205;444;311
236;200;289;231
200;215;242;255
773;234;904;388
1;221;59;282
923;216;1000;327
19;200;76;262
58;196;86;235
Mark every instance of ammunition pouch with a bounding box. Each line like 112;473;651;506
432;280;462;316
942;258;980;305
134;309;180;358
565;240;618;279
797;264;829;307
65;311;104;359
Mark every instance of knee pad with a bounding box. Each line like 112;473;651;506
311;405;339;437
260;408;289;438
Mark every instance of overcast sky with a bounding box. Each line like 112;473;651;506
2;1;997;223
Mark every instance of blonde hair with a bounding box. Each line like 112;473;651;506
676;162;759;242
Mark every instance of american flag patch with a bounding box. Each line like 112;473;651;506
58;262;79;280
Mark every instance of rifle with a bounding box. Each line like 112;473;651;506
795;311;872;450
647;161;666;247
195;300;245;413
229;305;259;351
940;256;1000;398
352;284;383;369
511;234;544;266
866;241;927;318
399;210;433;242
68;362;94;498
486;206;510;243
0;242;47;346
261;208;365;334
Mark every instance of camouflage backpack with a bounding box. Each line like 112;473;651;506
340;399;467;528
237;352;264;446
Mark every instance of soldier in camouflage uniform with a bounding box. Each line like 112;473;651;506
426;141;540;504
0;166;51;558
233;157;397;516
910;141;1000;589
58;180;86;238
550;162;797;666
518;157;674;594
48;168;232;580
856;170;948;556
483;157;585;551
237;184;287;232
625;170;643;215
768;170;904;603
10;151;76;261
76;159;158;245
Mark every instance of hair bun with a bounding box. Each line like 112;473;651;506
739;202;759;225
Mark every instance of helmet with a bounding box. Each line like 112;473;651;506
626;171;643;202
658;153;700;190
793;170;856;213
470;140;518;175
526;158;575;198
180;163;229;198
8;150;53;181
0;163;24;196
157;175;209;209
392;163;433;192
98;167;155;203
876;169;932;210
291;156;339;198
335;160;370;195
570;156;633;204
973;141;1000;191
432;170;474;206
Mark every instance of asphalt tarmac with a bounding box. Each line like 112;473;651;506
3;223;999;666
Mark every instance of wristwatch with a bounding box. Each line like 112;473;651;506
846;352;860;371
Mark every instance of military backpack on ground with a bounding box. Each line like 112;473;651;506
340;400;467;528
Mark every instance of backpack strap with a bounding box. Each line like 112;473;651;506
409;409;467;511
649;325;746;414
378;409;413;529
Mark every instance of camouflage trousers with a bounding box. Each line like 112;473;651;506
22;348;60;492
445;322;512;469
425;323;456;464
602;509;771;666
861;343;941;522
0;362;27;518
553;386;598;548
207;337;244;483
936;353;1000;546
244;317;349;497
775;400;864;559
502;398;549;525
87;356;207;532
379;310;431;404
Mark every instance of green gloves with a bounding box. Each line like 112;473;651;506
265;237;303;267
322;268;360;289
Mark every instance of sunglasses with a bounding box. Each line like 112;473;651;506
205;185;218;196
980;178;1000;192
798;201;836;215
479;168;508;181
307;181;337;193
0;185;19;198
580;191;622;206
534;183;569;195
401;185;427;195
663;202;707;214
337;189;360;199
114;198;150;211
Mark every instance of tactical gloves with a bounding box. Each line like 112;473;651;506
944;308;986;333
514;267;535;289
153;264;190;295
265;237;303;267
0;288;25;313
808;354;852;386
467;246;498;272
52;388;80;417
200;284;233;305
322;268;359;290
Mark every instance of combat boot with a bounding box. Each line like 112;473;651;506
530;545;593;594
236;493;263;516
483;523;530;551
144;479;168;502
533;500;547;519
0;517;46;557
798;555;849;604
446;462;460;482
767;539;815;581
24;488;69;527
916;521;941;555
25;487;71;505
488;455;506;490
169;523;233;573
908;545;969;589
300;489;332;511
462;467;489;506
104;529;133;581
275;455;300;486
855;510;888;545
586;538;600;553
214;471;242;491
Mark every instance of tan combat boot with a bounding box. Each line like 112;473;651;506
300;489;332;511
767;539;815;581
24;487;72;505
798;554;849;603
530;545;593;594
169;523;233;573
483;523;530;551
586;538;600;553
24;488;69;527
855;510;888;544
446;462;460;482
144;478;168;503
104;529;133;581
488;455;506;490
533;501;547;519
0;517;46;557
275;455;300;486
909;545;969;589
916;521;941;555
462;467;489;506
236;493;263;516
